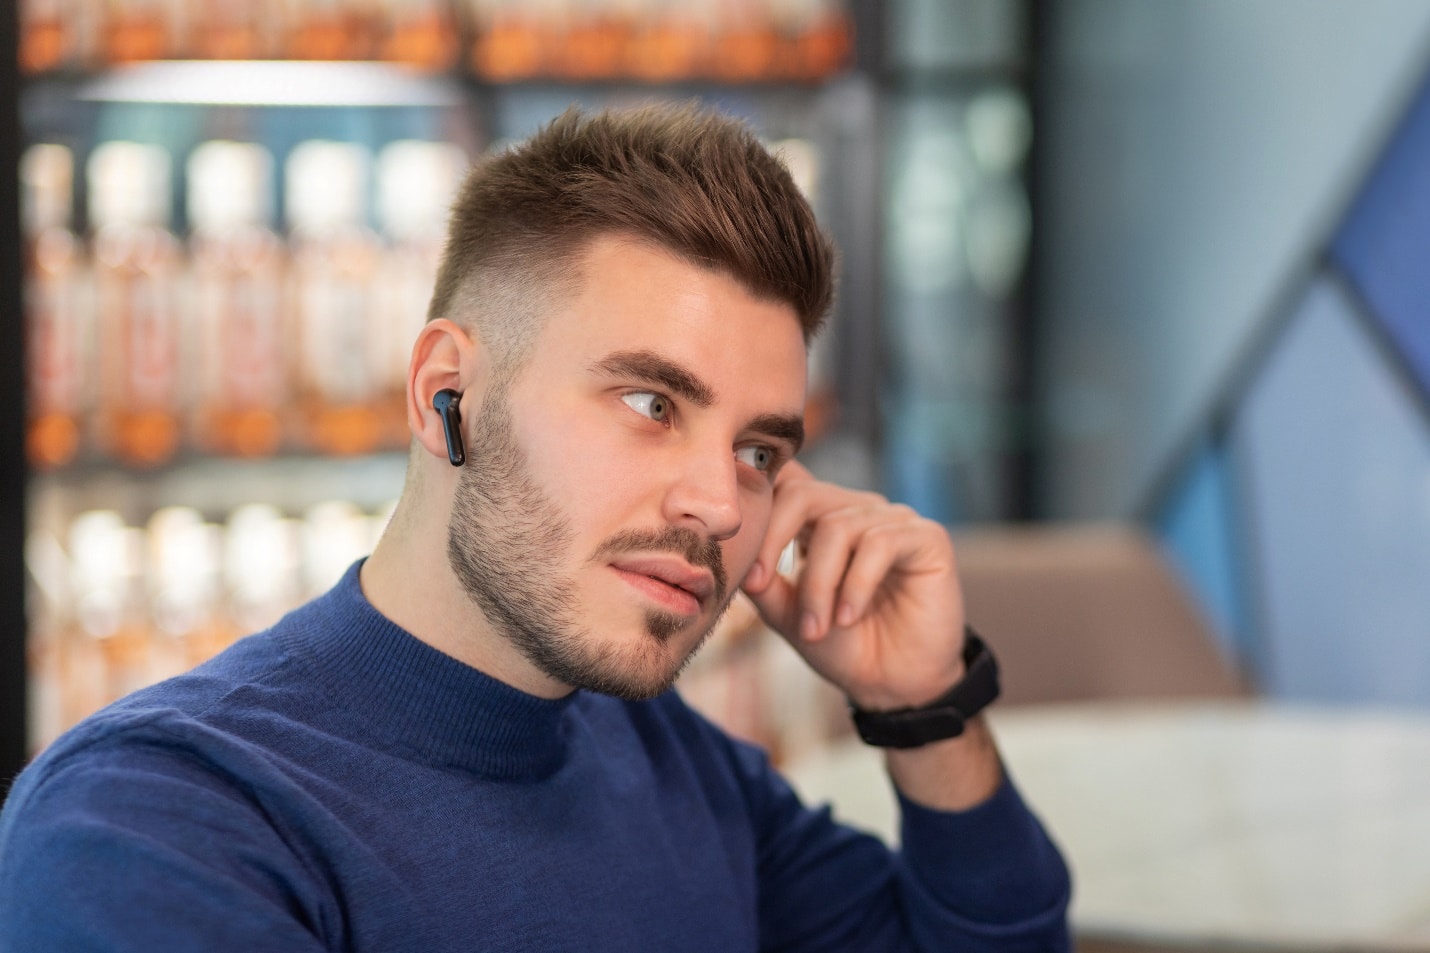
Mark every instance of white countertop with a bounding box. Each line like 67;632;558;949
784;700;1430;951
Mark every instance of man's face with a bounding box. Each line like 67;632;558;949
447;236;808;700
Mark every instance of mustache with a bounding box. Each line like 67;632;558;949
592;527;728;603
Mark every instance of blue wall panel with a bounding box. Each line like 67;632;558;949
1332;76;1430;398
1155;437;1250;670
1230;277;1430;704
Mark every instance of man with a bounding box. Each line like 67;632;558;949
0;104;1070;951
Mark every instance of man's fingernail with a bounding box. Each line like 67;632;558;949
745;562;764;588
836;602;855;626
801;610;820;640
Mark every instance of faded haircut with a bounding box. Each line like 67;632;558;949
426;102;836;369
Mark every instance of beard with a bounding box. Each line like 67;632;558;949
446;389;733;701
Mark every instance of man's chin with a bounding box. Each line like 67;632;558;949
559;622;709;701
565;655;685;702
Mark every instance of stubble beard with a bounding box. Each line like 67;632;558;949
446;390;734;701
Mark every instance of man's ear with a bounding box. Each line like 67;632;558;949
407;319;483;466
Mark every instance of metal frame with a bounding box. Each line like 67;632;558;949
2;0;31;797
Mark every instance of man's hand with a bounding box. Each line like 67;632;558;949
740;461;1002;810
740;461;966;711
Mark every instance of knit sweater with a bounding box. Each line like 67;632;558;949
0;562;1070;952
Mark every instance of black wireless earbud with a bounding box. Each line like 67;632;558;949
432;388;466;467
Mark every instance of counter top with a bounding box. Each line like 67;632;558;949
784;700;1430;951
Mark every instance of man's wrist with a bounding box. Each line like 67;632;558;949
849;628;1001;749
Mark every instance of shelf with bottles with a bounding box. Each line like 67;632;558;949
18;0;854;85
24;485;401;753
21;133;469;475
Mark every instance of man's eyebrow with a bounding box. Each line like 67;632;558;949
748;413;805;455
590;350;716;407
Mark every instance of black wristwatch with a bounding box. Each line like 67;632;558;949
850;628;1001;749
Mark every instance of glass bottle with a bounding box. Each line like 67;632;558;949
147;507;235;672
188;0;280;59
22;144;91;471
25;521;71;753
286;141;386;456
375;139;467;448
468;0;547;80
286;0;381;59
65;511;152;726
224;503;303;634
380;0;459;70
188;141;290;458
20;0;74;72
711;0;777;81
103;0;180;62
784;0;851;80
89;141;185;468
628;0;708;81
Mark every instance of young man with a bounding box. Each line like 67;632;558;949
0;105;1070;951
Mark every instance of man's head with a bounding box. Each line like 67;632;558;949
384;103;831;702
427;102;835;373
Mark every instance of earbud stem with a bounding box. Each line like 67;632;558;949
433;389;466;467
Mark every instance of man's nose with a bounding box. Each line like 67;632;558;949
660;444;743;542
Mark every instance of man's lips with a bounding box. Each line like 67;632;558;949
608;556;716;615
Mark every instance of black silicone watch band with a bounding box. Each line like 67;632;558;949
849;628;1001;749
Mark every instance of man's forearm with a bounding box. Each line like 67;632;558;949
884;716;1003;812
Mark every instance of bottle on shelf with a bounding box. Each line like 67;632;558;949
301;500;381;597
102;0;183;63
89;141;186;468
286;140;390;457
146;506;237;672
782;0;851;80
555;0;630;80
65;510;152;724
627;0;710;82
25;499;394;747
188;0;283;60
711;0;779;82
375;139;467;447
188;141;291;458
24;524;71;753
224;503;304;634
380;0;460;70
22;144;92;471
467;0;549;81
286;0;383;60
19;0;77;73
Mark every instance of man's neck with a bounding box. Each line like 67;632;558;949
360;515;575;701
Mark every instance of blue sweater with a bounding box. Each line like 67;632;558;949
0;563;1070;951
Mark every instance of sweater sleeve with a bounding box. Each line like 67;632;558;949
728;735;1071;952
0;720;333;953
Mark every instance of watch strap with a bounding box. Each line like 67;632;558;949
850;627;1000;749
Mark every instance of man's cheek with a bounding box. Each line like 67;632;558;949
726;516;770;587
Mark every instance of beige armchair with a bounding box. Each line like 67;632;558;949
951;524;1252;705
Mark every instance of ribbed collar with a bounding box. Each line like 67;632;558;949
277;561;576;781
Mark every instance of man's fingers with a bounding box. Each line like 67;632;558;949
749;476;885;592
794;503;913;640
740;568;799;637
832;520;928;626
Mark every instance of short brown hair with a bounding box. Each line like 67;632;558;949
428;103;835;365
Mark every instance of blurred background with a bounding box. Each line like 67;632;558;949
5;0;1430;948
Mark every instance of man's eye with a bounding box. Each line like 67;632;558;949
621;392;670;423
736;445;776;472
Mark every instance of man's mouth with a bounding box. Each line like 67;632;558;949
608;556;716;616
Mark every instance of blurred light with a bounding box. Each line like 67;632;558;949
965;88;1031;174
965;181;1030;298
79;60;462;107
